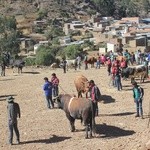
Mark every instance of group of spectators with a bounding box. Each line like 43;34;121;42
43;73;59;109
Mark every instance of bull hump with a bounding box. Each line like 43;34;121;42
68;97;75;112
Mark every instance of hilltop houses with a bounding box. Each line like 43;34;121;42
17;13;150;55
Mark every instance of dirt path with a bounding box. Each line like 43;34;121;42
0;67;150;150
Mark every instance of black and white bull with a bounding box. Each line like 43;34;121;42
121;65;147;83
56;94;96;138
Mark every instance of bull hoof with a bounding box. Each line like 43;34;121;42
89;135;93;139
71;129;75;132
85;136;88;139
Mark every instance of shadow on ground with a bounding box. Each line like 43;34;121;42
23;71;40;74
20;135;71;144
0;94;17;101
101;112;135;117
96;123;135;138
0;78;15;81
140;80;150;84
100;95;115;104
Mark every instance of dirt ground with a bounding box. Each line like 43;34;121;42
0;66;150;150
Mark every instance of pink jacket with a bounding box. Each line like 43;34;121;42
51;77;59;86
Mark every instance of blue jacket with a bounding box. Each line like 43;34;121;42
43;81;52;96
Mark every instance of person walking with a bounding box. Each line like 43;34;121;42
114;66;122;91
62;58;67;73
7;96;20;145
84;54;88;70
106;57;112;76
43;77;54;109
132;81;144;118
76;55;81;69
89;80;101;116
51;73;59;98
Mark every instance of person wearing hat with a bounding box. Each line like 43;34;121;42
7;96;20;145
43;77;54;109
51;73;59;98
132;81;144;118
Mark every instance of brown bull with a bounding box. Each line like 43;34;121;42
74;75;89;98
56;94;96;138
87;57;97;68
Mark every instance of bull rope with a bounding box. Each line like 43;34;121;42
58;84;68;94
147;98;150;128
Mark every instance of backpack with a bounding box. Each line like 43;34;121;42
94;86;101;101
138;86;144;98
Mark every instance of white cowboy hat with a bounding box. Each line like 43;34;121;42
7;96;14;102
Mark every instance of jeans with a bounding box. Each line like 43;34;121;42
53;86;59;97
92;101;98;116
107;66;111;75
63;66;66;73
96;61;100;69
85;62;88;70
115;75;122;91
45;95;54;108
135;99;143;116
8;120;20;144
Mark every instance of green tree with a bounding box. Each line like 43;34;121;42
35;45;55;66
142;0;150;14
91;0;115;16
0;15;20;55
45;26;64;40
64;44;82;59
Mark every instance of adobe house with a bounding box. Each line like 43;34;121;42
19;38;33;50
121;17;140;24
63;21;85;35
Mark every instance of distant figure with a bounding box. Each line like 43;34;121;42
96;53;101;69
43;77;54;109
62;59;67;73
7;96;20;145
0;62;6;76
76;55;81;69
84;54;88;70
106;57;112;75
51;73;59;98
132;82;144;118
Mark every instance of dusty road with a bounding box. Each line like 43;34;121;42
0;66;150;150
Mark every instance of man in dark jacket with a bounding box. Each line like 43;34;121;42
43;77;54;109
7;96;20;145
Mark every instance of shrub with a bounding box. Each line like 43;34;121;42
64;45;82;59
25;57;36;66
35;46;55;66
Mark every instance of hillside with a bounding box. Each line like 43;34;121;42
0;0;149;20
